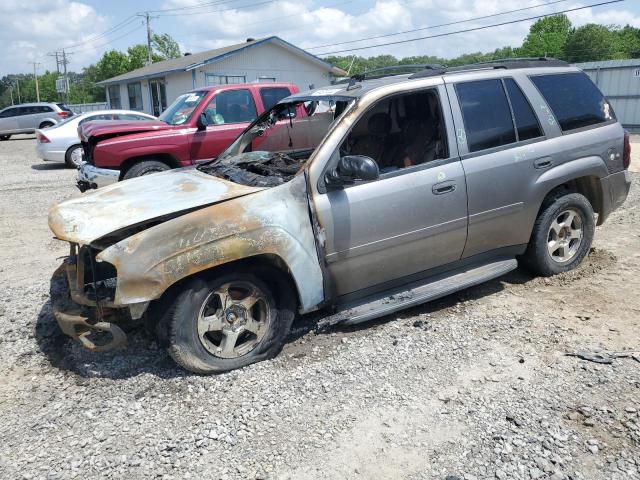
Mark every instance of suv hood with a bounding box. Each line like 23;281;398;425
79;120;173;142
49;167;264;245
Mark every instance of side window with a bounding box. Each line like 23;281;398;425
340;89;448;174
530;72;614;132
260;87;292;112
456;79;516;152
16;107;29;116
0;108;16;118
202;89;257;125
38;106;54;113
504;78;543;141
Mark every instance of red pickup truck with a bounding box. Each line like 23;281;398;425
77;82;299;191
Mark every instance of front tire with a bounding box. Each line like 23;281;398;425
522;192;595;276
164;272;295;374
0;135;10;141
65;145;83;168
122;160;170;179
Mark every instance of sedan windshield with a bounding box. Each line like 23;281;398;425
159;91;208;125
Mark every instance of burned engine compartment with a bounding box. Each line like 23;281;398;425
197;151;307;187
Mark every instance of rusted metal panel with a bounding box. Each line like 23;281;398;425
49;167;263;245
88;173;324;311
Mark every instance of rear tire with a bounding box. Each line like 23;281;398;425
521;192;595;276
0;135;10;141
64;145;83;168
122;160;170;179
161;271;295;374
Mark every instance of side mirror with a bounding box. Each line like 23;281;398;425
325;155;379;188
196;112;207;130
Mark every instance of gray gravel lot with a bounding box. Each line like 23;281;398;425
0;135;638;480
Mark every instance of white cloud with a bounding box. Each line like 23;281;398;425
165;0;640;61
0;0;111;76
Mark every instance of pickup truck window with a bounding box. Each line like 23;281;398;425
260;87;292;111
159;91;208;125
203;89;257;125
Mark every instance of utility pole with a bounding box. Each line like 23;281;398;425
16;79;21;104
137;12;158;65
62;49;70;103
29;62;41;102
9;87;13;105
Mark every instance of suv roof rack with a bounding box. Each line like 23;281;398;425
336;64;445;87
409;57;568;79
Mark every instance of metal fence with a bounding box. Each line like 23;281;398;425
67;102;107;114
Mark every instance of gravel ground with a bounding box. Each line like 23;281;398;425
0;135;638;480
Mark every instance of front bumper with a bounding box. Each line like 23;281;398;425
599;169;632;224
50;263;127;352
77;162;119;192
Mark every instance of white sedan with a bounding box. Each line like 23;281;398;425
35;110;156;168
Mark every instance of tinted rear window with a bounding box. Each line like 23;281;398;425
530;72;614;132
260;87;292;111
456;79;516;152
504;78;542;141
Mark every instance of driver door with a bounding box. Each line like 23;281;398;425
190;88;258;162
312;86;469;297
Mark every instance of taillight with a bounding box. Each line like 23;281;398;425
58;111;71;118
37;132;50;143
623;130;631;170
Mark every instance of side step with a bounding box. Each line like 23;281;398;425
319;259;518;328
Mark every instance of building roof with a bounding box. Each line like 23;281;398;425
97;36;346;85
574;58;640;70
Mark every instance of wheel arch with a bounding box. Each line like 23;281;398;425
119;154;181;179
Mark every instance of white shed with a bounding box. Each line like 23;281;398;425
97;36;345;116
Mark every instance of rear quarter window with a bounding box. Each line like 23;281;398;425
530;72;615;132
260;87;292;111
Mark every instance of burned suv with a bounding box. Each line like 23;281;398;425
49;59;631;373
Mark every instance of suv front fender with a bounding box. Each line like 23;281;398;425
97;175;324;312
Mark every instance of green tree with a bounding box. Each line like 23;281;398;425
95;50;130;81
564;24;617;62
613;25;640;58
153;33;181;59
519;14;572;58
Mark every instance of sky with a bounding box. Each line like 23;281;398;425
1;0;639;76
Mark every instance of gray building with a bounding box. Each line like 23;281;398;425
97;36;345;117
575;59;640;132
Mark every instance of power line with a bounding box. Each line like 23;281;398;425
147;0;245;13
316;0;625;56
65;24;145;54
306;0;572;51
153;0;276;17
59;15;139;50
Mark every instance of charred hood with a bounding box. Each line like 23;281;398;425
49;168;264;246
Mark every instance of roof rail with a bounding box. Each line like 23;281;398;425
336;64;445;85
409;57;569;79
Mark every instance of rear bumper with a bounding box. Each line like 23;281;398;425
599;169;632;224
35;143;65;162
77;162;119;191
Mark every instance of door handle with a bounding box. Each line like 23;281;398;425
432;181;456;195
534;157;553;169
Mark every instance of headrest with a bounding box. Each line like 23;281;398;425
367;112;391;136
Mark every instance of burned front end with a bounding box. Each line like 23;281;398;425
51;243;128;352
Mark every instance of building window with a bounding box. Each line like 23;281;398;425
257;76;276;83
205;74;246;86
108;85;121;109
127;82;143;110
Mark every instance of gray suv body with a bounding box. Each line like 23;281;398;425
0;102;73;139
48;59;631;373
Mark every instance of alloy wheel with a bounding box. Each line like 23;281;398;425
547;208;584;263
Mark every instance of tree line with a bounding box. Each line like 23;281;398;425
0;34;181;109
325;15;640;74
1;15;639;108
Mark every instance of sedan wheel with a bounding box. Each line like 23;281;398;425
547;208;583;264
65;145;83;168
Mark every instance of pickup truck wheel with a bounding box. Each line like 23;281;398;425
165;272;294;374
0;135;10;141
522;192;595;276
64;145;83;168
123;160;170;179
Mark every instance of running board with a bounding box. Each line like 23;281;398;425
319;259;518;328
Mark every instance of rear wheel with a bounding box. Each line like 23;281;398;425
122;160;170;179
522;192;595;276
0;135;10;141
65;145;83;168
163;272;295;374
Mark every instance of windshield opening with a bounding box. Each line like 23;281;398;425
197;98;352;187
159;91;208;125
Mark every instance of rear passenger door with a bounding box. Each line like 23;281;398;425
447;76;548;258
